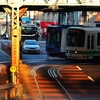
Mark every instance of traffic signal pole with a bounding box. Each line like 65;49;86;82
3;0;27;85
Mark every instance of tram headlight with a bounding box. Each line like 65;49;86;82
67;50;70;53
75;51;77;53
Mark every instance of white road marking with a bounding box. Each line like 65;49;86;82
88;76;95;82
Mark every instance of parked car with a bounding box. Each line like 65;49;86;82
22;40;40;54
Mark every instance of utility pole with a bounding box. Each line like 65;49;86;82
3;0;27;85
11;0;20;84
3;0;27;98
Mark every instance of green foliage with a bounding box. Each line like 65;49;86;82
43;0;48;3
76;0;82;4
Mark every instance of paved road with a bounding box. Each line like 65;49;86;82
0;39;100;100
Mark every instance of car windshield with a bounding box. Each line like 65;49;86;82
25;41;38;45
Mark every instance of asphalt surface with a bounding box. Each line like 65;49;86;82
0;39;100;100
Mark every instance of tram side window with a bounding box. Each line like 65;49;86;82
87;35;90;49
47;28;56;44
97;33;100;46
56;33;61;47
91;35;94;49
46;32;50;43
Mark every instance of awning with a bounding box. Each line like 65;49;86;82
40;22;58;28
21;17;31;23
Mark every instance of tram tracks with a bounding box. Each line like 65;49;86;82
19;64;100;100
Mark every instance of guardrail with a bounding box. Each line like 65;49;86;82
0;82;15;100
1;42;11;56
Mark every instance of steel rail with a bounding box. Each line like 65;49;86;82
55;77;74;100
30;64;47;100
48;65;74;100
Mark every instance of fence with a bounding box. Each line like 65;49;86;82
1;42;11;56
0;82;15;100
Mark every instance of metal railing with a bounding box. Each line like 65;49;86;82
1;42;11;56
0;81;15;100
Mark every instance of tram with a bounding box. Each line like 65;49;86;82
65;26;100;60
46;25;82;58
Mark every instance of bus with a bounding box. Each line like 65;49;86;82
46;25;82;59
65;26;100;60
21;24;39;42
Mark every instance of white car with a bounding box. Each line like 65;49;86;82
22;40;40;54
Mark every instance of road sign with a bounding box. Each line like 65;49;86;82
10;66;17;73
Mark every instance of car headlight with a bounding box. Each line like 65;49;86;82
23;46;28;49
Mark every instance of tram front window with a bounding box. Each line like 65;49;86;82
47;28;56;44
66;29;85;47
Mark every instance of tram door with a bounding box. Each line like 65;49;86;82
86;33;95;54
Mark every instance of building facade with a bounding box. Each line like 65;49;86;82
0;11;98;39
